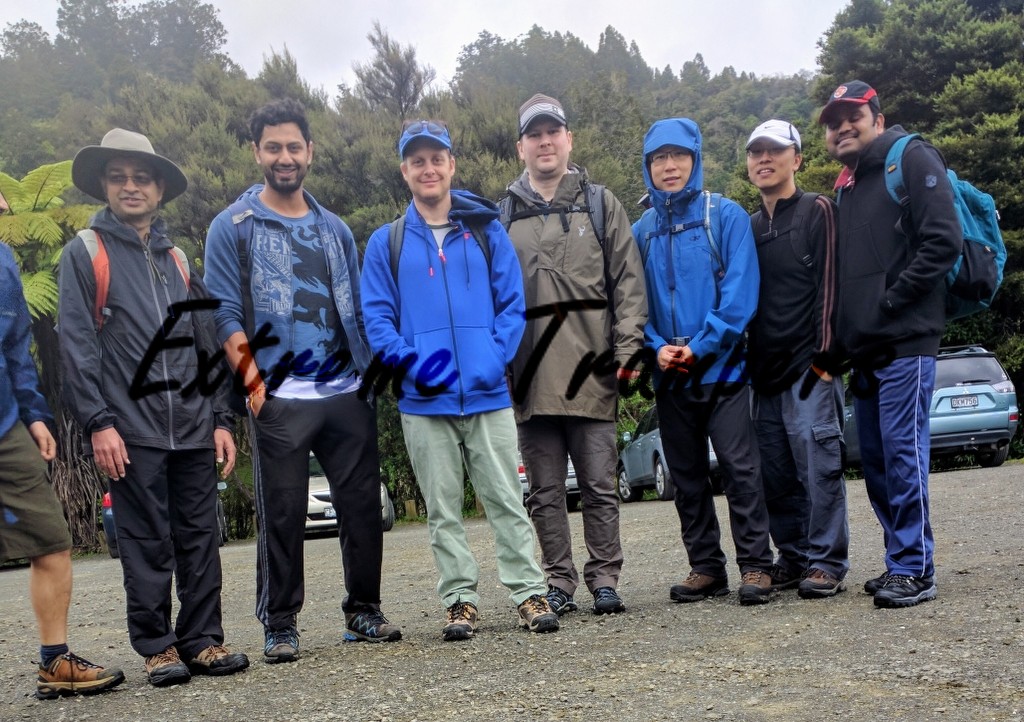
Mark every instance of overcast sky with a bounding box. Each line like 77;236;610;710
4;0;851;93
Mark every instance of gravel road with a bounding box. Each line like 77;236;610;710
1;464;1022;721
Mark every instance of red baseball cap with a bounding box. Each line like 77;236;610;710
818;80;880;124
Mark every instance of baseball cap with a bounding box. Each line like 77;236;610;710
398;120;452;158
518;93;567;136
746;119;801;151
818;80;880;124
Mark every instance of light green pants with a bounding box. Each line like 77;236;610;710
401;408;546;608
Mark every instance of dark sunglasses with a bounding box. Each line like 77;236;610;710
402;120;449;136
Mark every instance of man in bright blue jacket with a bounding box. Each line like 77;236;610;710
632;118;774;606
361;120;558;640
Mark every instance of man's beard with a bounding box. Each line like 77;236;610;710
264;165;306;194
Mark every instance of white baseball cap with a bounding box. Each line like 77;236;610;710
746;119;801;151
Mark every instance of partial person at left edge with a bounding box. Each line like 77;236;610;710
57;128;249;687
0;187;125;700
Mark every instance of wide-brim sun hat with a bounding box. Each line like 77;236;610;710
72;128;188;203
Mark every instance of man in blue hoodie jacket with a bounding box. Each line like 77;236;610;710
632;118;774;606
204;99;400;659
361;120;558;640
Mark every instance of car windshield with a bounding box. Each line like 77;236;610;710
935;355;1006;389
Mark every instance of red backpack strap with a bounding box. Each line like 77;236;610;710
168;246;190;290
77;229;110;331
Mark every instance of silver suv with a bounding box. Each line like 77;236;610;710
844;346;1018;467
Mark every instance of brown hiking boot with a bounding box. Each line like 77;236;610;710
442;600;479;641
738;570;773;605
188;644;250;676
144;645;191;687
36;652;125;699
517;594;559;633
669;572;729;602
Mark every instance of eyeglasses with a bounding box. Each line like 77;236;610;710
746;145;795;159
649;149;690;167
402;120;449;136
105;173;157;187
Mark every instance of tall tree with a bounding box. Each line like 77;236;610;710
352;21;436;120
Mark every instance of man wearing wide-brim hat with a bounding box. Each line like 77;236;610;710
57;128;250;686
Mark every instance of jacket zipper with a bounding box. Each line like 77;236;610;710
144;245;177;450
664;199;679;339
437;232;466;416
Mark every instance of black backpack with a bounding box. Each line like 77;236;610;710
749;192;824;270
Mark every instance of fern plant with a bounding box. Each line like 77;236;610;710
0;161;98;319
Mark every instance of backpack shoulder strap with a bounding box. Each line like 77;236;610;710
388;215;405;282
585;182;606;249
703;191;725;279
467;220;492;270
497;195;515;231
77;229;109;330
884;133;918;206
227;199;256;341
168;246;190;289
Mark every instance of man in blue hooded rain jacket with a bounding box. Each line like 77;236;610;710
632;118;774;606
361;119;558;640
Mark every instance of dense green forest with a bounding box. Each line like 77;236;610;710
1;0;1021;546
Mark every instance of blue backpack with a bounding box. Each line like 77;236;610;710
884;134;1006;320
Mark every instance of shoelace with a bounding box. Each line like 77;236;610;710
595;588;618;602
521;596;548;615
447;602;474;623
267;629;299;648
741;571;767;585
148;648;180;667
883;574;916;587
54;652;102;672
196;645;228;662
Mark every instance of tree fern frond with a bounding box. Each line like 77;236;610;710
23;213;67;247
0;215;37;246
20;270;60;320
51;204;102;231
21;161;74;211
0;173;25;209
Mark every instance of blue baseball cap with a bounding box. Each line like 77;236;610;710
398;120;452;158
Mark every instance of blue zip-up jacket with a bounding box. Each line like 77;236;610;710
632;118;760;386
361;190;525;416
0;243;52;440
204;185;372;385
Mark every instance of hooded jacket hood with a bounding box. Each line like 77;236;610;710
642;118;704;216
447;188;500;224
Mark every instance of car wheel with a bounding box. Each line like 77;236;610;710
381;483;396;532
977;445;1009;468
654;457;675;501
616;467;643;503
565;495;581;512
107;541;119;559
216;499;228;546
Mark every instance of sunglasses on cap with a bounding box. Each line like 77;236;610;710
401;120;449;136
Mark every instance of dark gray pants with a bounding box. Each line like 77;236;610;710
110;445;223;659
656;383;772;578
518;415;622;595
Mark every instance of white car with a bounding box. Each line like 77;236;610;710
518;451;581;511
305;455;396;533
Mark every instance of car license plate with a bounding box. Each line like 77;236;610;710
951;395;978;409
324;506;336;519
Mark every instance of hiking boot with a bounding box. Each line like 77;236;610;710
188;644;250;676
517;594;559;633
36;652;125;699
592;586;626;615
263;626;300;664
863;571;889;595
545;585;578;616
738;570;773;606
442;601;478;642
344;610;402;642
768;564;803;591
144;646;191;687
873;575;937;608
798;568;847;599
669;572;729;603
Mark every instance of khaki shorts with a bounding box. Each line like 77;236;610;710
0;422;72;563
